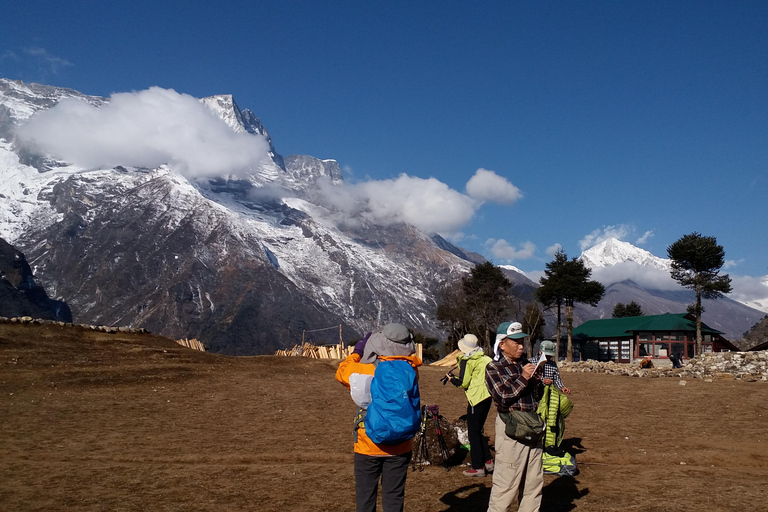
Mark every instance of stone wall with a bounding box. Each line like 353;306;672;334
560;351;768;382
0;316;150;334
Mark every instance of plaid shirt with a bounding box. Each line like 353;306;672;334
485;354;543;413
540;358;566;392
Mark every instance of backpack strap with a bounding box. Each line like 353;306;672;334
353;407;366;443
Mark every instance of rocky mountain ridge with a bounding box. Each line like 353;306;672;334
0;78;475;354
0;237;71;322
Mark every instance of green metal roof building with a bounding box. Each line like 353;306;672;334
572;313;737;363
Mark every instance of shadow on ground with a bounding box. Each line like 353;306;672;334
438;483;491;511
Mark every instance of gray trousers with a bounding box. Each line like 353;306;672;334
487;414;543;512
354;452;411;512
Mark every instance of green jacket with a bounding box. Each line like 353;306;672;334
536;384;573;448
454;351;492;406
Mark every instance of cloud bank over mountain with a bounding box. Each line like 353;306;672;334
16;86;525;238
16;87;271;178
309;169;522;236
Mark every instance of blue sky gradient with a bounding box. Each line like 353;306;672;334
2;1;766;282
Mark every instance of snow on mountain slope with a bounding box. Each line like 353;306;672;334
579;238;671;271
0;79;473;353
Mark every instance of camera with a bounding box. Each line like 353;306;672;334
440;373;453;385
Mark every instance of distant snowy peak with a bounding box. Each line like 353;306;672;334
499;264;527;276
579;238;671;271
200;94;284;169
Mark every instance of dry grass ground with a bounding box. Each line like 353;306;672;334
1;322;766;511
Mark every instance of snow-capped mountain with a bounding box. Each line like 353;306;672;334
579;238;671;271
0;79;474;354
571;237;766;340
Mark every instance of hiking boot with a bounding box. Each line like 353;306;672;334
484;460;495;473
463;468;486;477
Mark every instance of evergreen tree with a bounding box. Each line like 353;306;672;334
612;301;643;318
436;262;519;354
462;262;515;353
536;250;567;357
538;250;605;361
667;232;732;355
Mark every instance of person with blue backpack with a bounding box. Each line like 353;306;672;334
335;323;422;512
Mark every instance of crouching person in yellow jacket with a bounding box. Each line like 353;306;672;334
336;323;422;512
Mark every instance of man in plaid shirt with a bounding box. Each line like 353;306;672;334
485;321;544;512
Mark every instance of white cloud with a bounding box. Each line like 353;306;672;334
729;274;768;310
14;87;518;237
545;243;563;256
465;168;522;205
24;47;72;74
16;87;270;179
356;174;477;234
635;230;654;245
485;238;536;262
723;259;743;270
591;261;680;291
579;224;632;251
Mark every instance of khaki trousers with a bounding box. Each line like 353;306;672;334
487;413;543;512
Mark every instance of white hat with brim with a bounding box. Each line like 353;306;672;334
458;334;480;354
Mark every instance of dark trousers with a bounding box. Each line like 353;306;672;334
354;451;411;512
467;397;493;469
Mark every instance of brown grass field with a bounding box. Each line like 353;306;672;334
1;322;767;511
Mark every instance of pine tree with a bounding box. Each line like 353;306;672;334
667;232;732;355
612;301;643;318
436;262;519;354
538;250;605;361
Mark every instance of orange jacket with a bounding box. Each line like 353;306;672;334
335;352;422;456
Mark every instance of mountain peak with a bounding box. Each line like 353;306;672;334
579;238;670;270
200;94;284;170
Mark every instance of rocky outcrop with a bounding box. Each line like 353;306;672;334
560;351;768;382
0;238;72;322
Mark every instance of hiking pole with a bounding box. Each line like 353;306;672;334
428;405;451;471
412;405;429;471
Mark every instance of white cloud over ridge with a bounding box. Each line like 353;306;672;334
309;168;522;236
590;261;679;291
16;87;270;178
579;225;632;251
580;224;655;251
15;87;524;236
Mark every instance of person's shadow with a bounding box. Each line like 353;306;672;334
541;476;589;511
438;483;491;511
560;437;586;455
541;437;589;511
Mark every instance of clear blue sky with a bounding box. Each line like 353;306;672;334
2;1;767;283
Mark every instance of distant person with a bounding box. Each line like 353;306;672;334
538;340;571;395
335;324;422;512
640;356;654;369
669;352;683;368
445;333;494;477
485;321;545;512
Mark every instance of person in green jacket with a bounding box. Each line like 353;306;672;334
445;333;494;477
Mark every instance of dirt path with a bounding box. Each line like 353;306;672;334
1;323;766;511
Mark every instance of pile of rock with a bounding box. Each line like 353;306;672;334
559;351;768;382
0;316;150;334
